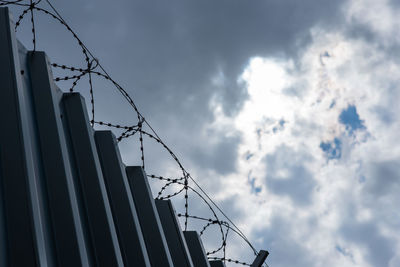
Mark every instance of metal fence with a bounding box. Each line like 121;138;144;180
0;7;243;267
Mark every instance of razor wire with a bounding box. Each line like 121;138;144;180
0;1;269;265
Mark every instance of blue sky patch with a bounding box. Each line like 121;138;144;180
245;152;254;160
320;137;342;160
339;105;366;134
248;175;262;195
335;245;354;260
272;119;286;133
329;100;336;109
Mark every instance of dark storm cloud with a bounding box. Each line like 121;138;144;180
33;0;346;118
264;145;315;205
116;0;346;117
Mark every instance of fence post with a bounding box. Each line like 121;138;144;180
250;250;269;267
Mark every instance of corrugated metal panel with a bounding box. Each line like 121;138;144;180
155;199;194;267
125;166;174;267
95;131;150;267
184;231;211;267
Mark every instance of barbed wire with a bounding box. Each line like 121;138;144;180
1;1;269;265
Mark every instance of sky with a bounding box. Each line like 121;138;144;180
8;0;400;266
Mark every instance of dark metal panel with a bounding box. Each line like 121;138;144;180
0;7;52;266
125;166;174;267
62;93;123;267
95;131;151;267
155;199;194;267
209;260;226;267
250;250;269;267
18;40;57;267
183;231;211;267
28;51;91;267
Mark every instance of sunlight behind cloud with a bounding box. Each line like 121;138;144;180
239;58;294;122
206;16;400;264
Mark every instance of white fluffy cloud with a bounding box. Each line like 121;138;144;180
201;2;400;265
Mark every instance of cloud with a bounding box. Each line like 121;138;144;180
254;216;314;267
206;1;400;264
15;0;346;119
264;145;315;205
188;132;241;175
340;221;396;267
364;160;400;198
